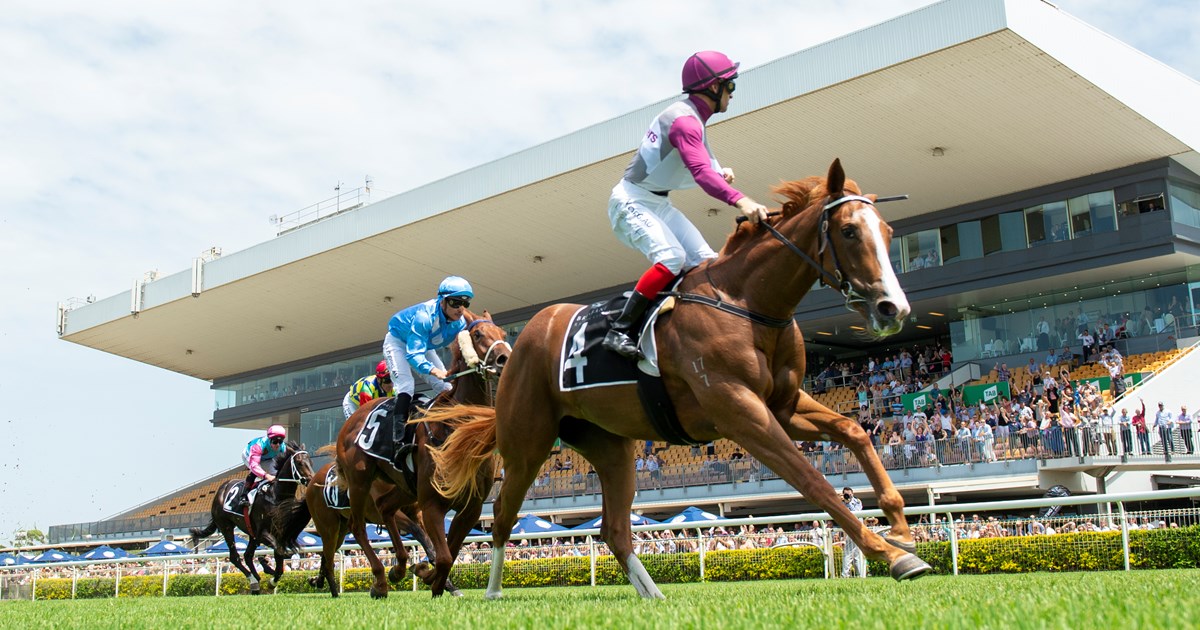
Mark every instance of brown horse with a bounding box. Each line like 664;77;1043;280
190;443;313;594
426;159;931;600
334;309;508;598
273;455;436;597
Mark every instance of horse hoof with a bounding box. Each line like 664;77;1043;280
370;587;388;600
413;562;433;580
885;535;917;554
484;590;504;601
889;553;932;581
331;591;339;599
308;577;319;587
449;588;465;598
387;566;404;584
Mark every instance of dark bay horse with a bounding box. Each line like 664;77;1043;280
334;310;509;598
426;159;931;600
190;442;313;594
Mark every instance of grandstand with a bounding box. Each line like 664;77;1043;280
51;0;1200;543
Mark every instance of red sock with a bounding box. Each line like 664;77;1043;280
633;263;677;299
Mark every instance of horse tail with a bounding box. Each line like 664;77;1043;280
271;495;312;556
189;519;217;550
418;404;498;500
315;444;337;458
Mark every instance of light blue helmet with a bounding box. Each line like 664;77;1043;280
437;276;474;299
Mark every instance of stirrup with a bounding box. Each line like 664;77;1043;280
603;329;640;359
393;443;415;470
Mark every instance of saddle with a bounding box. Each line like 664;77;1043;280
222;479;274;516
355;394;433;486
558;294;699;445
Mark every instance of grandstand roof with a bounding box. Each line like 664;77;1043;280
60;0;1200;381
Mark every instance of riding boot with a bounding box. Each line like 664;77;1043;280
391;393;413;470
602;291;653;359
235;473;255;511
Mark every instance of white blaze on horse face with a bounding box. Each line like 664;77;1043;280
858;209;910;325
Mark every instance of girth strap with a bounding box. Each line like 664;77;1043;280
664;292;793;328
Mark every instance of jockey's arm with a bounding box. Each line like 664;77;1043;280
246;442;271;480
667;116;744;206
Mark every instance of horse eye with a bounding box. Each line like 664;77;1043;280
841;226;858;239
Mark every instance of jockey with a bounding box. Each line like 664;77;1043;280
603;50;769;358
382;276;472;468
342;360;395;419
235;424;287;510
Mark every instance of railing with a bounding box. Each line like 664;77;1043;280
272;186;373;236
4;488;1198;599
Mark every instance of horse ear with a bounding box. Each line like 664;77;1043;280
483;309;492;319
826;158;845;198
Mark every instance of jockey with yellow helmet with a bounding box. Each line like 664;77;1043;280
234;424;288;511
603;51;769;358
342;360;395;419
381;276;473;468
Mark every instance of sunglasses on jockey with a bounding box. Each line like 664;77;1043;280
269;436;284;445
445;297;471;309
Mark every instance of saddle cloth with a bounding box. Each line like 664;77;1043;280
354;395;430;478
558;294;670;391
322;465;351;510
221;480;273;515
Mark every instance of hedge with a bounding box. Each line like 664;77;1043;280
28;525;1200;599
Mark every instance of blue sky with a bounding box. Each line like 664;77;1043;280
0;0;1197;546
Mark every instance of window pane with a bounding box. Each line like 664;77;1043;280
901;229;940;271
1025;206;1047;246
940;225;960;263
1068;195;1093;238
888;238;903;274
1171;183;1200;229
958;221;983;260
983;211;1026;255
1089;190;1117;234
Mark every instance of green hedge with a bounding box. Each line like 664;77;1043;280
28;526;1200;598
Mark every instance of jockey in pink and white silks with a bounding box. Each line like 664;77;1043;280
234;424;287;510
603;51;769;358
381;276;472;468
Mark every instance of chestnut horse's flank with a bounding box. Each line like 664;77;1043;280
334;309;509;598
426;159;931;600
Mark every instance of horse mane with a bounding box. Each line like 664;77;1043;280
718;174;863;256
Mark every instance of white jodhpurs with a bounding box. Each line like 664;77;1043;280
382;332;452;396
608;179;716;274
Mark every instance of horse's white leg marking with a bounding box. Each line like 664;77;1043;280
624;554;665;599
484;547;505;600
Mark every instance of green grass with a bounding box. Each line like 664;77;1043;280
3;571;1198;629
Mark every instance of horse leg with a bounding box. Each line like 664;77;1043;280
570;428;663;599
441;500;485;597
418;505;458;598
244;540;268;593
220;524;258;594
347;484;389;599
784;390;915;552
718;396;928;580
380;510;411;587
487;408;560;600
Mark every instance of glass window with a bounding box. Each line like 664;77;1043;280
888;238;903;274
1170;182;1200;229
901;229;940;271
1025;201;1069;246
1067;195;1093;238
1087;190;1117;234
982;211;1026;255
939;224;959;264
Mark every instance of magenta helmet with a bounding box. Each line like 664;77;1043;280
682;51;739;93
267;424;287;439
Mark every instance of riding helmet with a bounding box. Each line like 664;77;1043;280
681;51;739;93
437;276;474;299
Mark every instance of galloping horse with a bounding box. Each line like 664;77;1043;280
426;160;931;600
334;309;509;598
190;442;313;594
273;455;437;597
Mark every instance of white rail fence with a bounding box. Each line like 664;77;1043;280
3;487;1197;600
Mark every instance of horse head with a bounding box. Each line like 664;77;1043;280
278;441;314;487
771;159;910;337
455;309;512;375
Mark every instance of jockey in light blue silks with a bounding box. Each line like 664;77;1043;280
381;276;473;468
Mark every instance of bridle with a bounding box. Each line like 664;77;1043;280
277;449;311;487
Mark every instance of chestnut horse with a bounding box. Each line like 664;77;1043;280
273;456;437;597
334;309;509;598
426;160;931;600
190;443;313;594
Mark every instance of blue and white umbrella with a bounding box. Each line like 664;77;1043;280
295;532;323;548
208;537;249;553
142;540;189;556
444;515;486;536
30;550;81;563
511;514;568;534
572;512;660;531
664;506;721;524
83;545;130;560
0;553;25;566
345;525;391;544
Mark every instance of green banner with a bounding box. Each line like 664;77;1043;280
902;391;936;412
962;381;1011;406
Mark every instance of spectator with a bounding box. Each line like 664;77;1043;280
1132;400;1151;455
1154;401;1175;455
1179;405;1194;455
840;487;865;578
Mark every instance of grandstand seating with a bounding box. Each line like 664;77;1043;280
121;469;245;520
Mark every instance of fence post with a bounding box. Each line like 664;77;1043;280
339;552;346;591
1119;501;1131;572
72;566;78;600
215;560;222;596
115;564;121;597
163;562;169;596
32;567;37;601
948;512;959;576
822;521;833;579
588;536;596;587
412;544;418;592
698;530;706;582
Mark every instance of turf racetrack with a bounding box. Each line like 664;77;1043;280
3;570;1197;629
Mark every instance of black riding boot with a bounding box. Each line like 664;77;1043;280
390;393;413;469
602;291;653;359
235;473;255;511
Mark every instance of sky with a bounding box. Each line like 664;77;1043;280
1;0;1197;547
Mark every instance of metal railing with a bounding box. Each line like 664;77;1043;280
272;186;373;235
